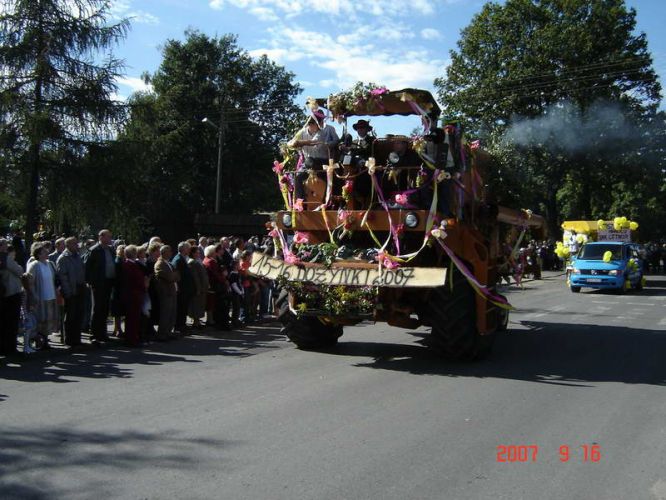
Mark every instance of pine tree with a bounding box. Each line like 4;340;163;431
0;0;129;244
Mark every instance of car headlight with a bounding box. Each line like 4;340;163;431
405;212;419;228
282;213;292;228
608;269;623;276
572;268;581;274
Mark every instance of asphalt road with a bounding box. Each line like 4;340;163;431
2;271;666;500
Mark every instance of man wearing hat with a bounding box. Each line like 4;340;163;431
351;119;375;157
288;109;339;200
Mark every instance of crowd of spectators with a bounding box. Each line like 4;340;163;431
0;230;276;358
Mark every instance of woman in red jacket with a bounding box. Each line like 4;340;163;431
121;245;148;347
203;244;230;330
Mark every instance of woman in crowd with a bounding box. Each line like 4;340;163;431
203;244;230;330
0;240;24;356
111;244;126;337
26;243;59;350
188;246;209;329
120;245;146;347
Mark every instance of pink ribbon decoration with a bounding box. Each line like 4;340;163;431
406;101;432;133
369;172;401;255
436;239;513;310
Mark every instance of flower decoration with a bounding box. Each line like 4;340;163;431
603;251;612;263
366;157;377;175
306;96;319;111
382;257;399;270
430;228;447;241
327;82;390;117
268;228;280;239
470;140;481;150
293;198;304;212
293;231;310;245
342;180;354;203
597;219;606;230
436;171;452;183
395;223;405;236
378;251;399;270
272;161;284;174
284;252;301;265
411;137;426;155
630;221;639;231
337;209;351;223
395;193;408;205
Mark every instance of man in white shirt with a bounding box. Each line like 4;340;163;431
289;110;339;201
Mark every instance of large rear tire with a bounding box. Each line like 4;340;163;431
424;267;494;361
276;288;343;350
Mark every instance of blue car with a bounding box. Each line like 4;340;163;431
569;242;643;293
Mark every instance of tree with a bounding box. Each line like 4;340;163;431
0;0;128;244
113;31;301;242
435;0;664;238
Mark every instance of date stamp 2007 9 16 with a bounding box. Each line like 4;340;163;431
496;444;601;463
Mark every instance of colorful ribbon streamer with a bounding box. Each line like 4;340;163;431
436;239;514;311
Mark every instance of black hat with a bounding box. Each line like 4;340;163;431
352;119;373;131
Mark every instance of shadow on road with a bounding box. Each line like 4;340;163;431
336;321;666;387
0;427;236;500
0;323;286;385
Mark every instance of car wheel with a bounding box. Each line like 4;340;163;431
570;286;581;293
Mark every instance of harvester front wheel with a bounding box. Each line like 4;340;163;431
275;289;343;350
424;267;494;361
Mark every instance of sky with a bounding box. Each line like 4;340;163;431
111;0;666;124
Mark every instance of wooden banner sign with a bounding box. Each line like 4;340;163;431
249;252;446;288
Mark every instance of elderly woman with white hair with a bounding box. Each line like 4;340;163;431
26;243;59;350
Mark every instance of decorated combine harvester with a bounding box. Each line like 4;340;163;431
249;84;544;360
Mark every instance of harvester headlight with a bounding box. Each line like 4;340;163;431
282;213;292;228
388;152;400;164
405;212;419;228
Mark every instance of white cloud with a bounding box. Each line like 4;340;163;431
255;26;447;91
420;28;442;40
249;6;278;21
117;76;153;94
209;0;435;19
110;0;160;25
248;48;303;63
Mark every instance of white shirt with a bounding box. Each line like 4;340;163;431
293;124;339;160
38;261;56;301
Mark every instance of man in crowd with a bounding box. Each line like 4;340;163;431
171;241;194;335
84;229;116;344
56;237;86;347
49;237;65;264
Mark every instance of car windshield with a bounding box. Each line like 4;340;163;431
578;244;623;260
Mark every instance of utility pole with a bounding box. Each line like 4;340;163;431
202;108;224;214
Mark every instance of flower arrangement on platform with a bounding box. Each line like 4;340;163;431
327;82;389;117
276;275;377;317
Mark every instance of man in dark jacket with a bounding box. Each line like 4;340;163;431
57;237;86;346
171;241;194;334
84;229;115;343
